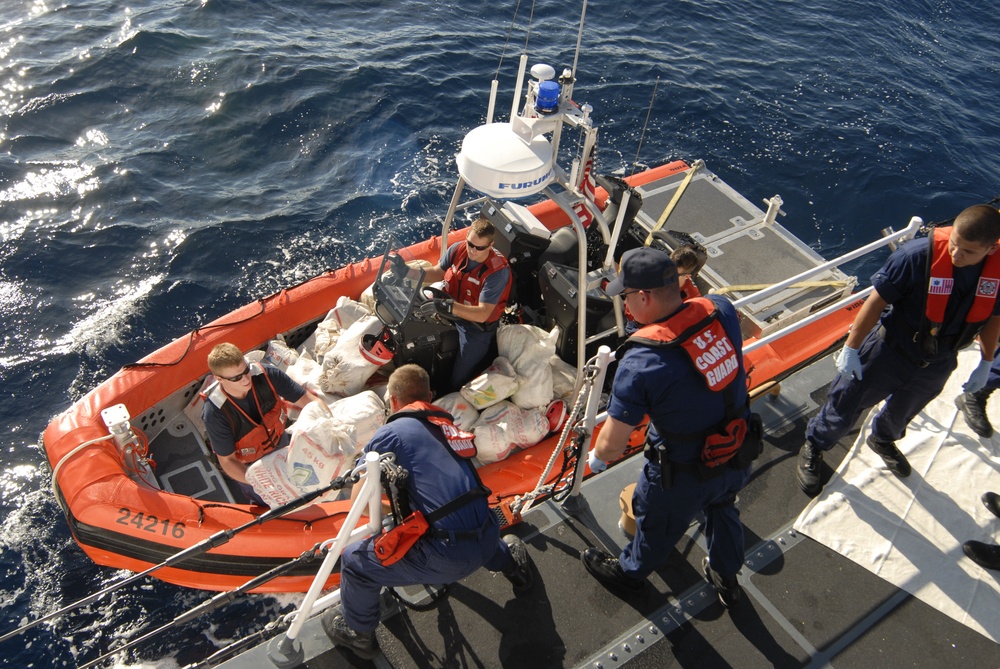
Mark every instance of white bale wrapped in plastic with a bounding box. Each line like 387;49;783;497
460;356;518;410
245;395;385;509
497;324;559;409
472;424;512;465
477;400;549;448
282;402;357;490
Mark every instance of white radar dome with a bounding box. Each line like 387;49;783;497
456;123;554;199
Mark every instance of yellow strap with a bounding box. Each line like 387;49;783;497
708;280;851;296
644;159;703;246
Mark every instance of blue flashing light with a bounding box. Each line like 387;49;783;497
535;81;561;114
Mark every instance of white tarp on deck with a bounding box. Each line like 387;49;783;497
794;348;1000;643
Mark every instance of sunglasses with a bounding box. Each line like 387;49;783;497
220;365;251;383
466;238;491;252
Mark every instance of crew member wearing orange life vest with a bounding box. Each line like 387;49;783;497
419;217;512;392
202;342;323;502
324;364;531;661
797;205;1000;497
581;247;752;609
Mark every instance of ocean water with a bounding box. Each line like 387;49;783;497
1;0;997;666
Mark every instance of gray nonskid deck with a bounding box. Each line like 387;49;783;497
220;356;999;669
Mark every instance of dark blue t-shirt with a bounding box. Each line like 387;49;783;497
202;365;305;457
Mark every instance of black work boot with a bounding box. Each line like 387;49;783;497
500;535;534;594
796;441;824;497
866;435;911;478
956;387;995;438
702;557;742;609
321;611;378;660
963;540;1000;571
581;547;645;592
982;491;1000;519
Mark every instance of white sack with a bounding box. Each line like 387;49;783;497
245;449;301;508
472;424;512;465
282;402;356;492
327;390;387;449
318;315;384;396
434;392;481;431
497;324;558;409
476;400;549;448
263;338;299;371
460;357;518;410
550;354;578;401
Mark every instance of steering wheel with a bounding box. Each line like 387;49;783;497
421;285;451;302
417;286;461;323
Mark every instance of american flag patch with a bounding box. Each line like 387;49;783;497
928;277;953;295
977;278;999;298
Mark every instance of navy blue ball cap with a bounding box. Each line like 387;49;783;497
606;247;679;295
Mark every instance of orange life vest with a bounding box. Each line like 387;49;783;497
626;297;740;392
926;226;1000;329
389;401;477;459
622;298;753;470
208;364;287;464
442;243;512;324
679;274;702;300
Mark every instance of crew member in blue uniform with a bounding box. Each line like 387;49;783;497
582;248;753;608
202;342;325;503
797;205;1000;496
324;364;532;660
418;217;513;392
956;356;1000;438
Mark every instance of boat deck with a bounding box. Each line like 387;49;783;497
221;355;1000;668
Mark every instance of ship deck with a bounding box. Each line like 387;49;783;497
222;352;1000;668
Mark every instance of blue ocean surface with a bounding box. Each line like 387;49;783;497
1;0;997;666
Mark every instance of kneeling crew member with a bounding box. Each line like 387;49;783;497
325;364;532;660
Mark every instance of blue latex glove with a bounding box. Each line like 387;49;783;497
834;345;863;380
963;358;993;393
587;451;608;473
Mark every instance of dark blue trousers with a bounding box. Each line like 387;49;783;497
806;329;957;449
986;357;1000;392
619;459;750;580
339;524;513;632
449;321;496;392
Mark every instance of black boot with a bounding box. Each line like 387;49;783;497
500;535;534;594
963;540;1000;571
702;557;742;609
322;611;378;660
796;441;824;496
956;387;995;438
982;491;1000;519
581;548;645;592
866;435;911;478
